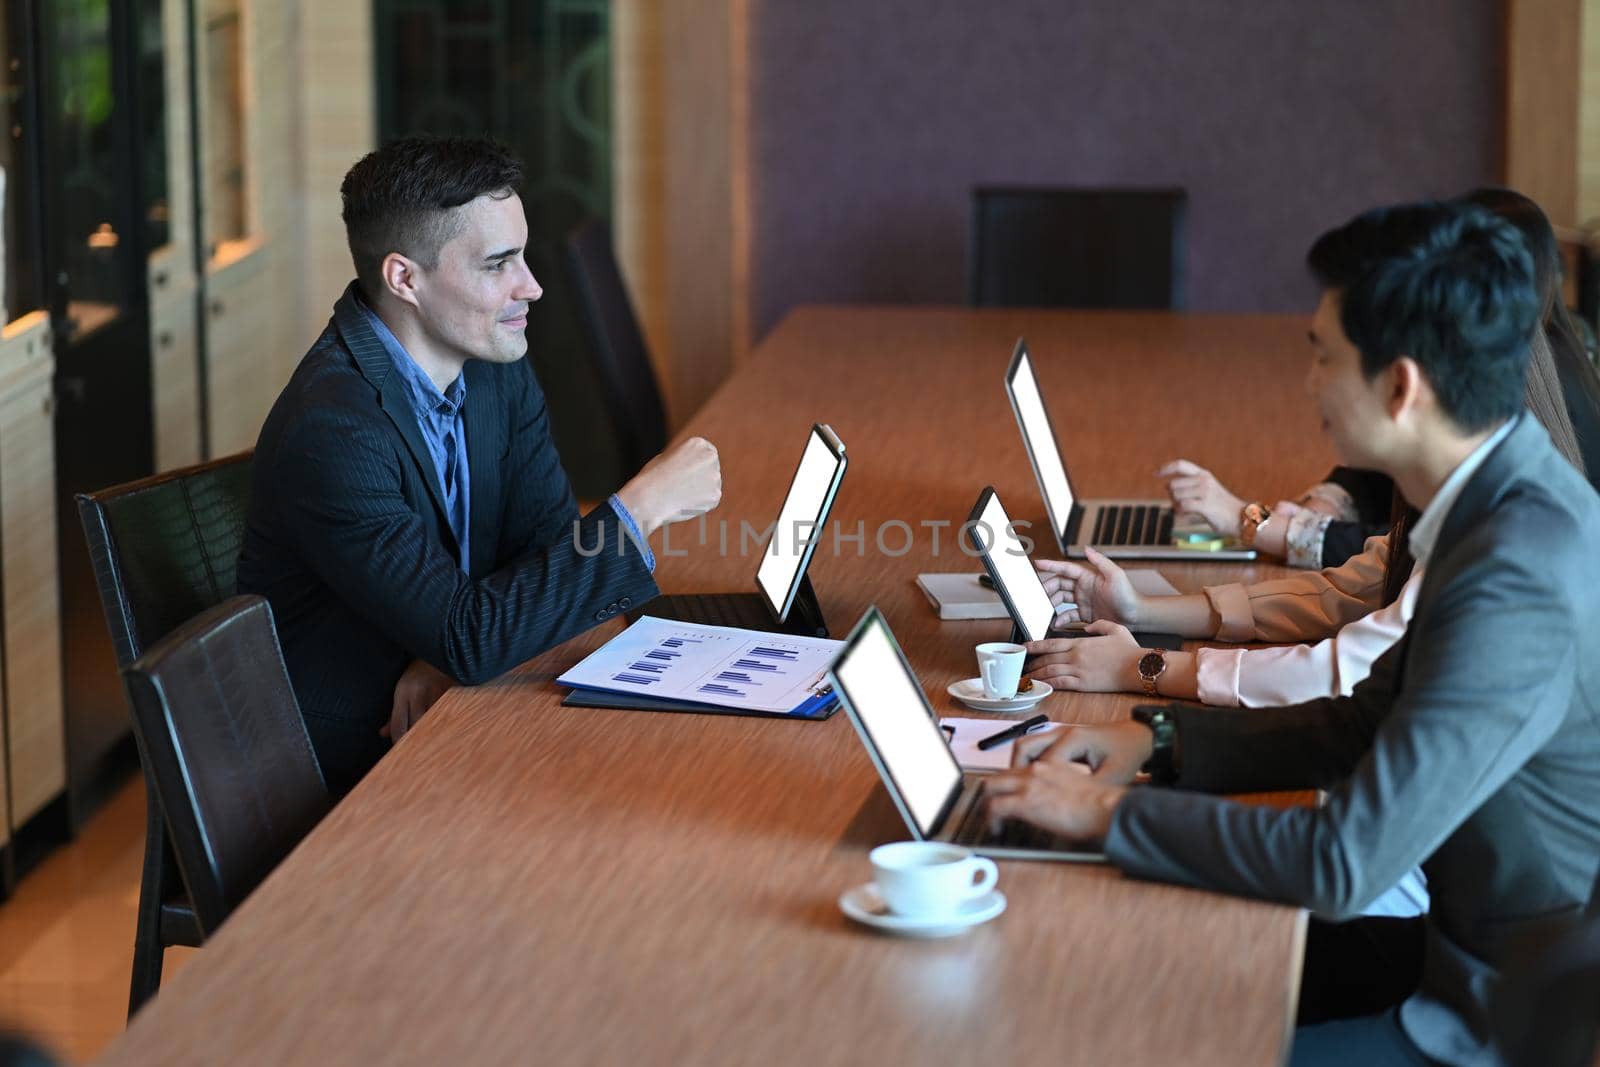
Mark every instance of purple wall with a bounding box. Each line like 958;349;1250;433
749;1;1502;336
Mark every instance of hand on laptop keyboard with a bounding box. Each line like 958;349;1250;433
1157;459;1246;537
1009;720;1149;780
980;763;1120;846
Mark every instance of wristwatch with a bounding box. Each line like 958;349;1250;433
1136;650;1167;697
1238;501;1273;547
1131;705;1180;783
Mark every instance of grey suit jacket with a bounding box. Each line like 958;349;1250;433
1106;413;1600;1067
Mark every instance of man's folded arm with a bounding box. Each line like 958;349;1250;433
1106;547;1577;919
278;405;658;685
1153;637;1401;795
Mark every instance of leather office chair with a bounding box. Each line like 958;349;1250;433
969;186;1186;309
564;218;669;478
74;452;253;1017
121;596;330;938
1559;231;1600;346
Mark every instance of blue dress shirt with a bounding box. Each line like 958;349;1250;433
359;302;472;572
357;301;654;573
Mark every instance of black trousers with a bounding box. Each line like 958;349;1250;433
1291;1009;1442;1067
1297;915;1427;1025
1290;916;1438;1066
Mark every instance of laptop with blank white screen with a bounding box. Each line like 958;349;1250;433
630;423;845;637
1005;338;1255;561
967;486;1187;650
827;606;1104;863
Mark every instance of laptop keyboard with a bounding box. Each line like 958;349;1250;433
949;782;1074;852
1091;504;1174;547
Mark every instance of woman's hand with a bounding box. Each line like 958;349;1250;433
1023;620;1142;693
1157;459;1245;536
1034;547;1145;626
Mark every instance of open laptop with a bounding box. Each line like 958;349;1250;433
827;606;1104;862
1005;338;1255;561
629;423;846;637
967;485;1184;650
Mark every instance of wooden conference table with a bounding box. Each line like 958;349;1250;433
98;307;1340;1067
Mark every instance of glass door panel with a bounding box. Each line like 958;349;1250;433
2;0;46;322
50;0;132;340
41;0;158;819
375;0;619;495
139;0;169;253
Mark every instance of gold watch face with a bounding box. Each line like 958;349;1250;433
1240;502;1271;545
1138;651;1166;679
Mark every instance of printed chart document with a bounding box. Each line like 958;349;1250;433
559;617;842;715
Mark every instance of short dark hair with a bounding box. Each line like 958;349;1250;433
340;135;525;301
1307;201;1540;433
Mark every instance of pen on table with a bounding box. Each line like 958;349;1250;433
976;713;1051;751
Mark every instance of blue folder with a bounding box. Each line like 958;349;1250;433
561;686;838;720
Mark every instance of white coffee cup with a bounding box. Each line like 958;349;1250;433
976;641;1026;700
869;841;999;919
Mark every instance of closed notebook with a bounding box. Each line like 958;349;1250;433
917;573;1008;619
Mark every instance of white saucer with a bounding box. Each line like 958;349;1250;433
838;883;1007;938
946;677;1052;713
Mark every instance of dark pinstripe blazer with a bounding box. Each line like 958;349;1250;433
238;283;658;791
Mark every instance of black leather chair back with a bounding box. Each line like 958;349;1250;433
1565;234;1600;341
564;218;668;476
75;452;254;1015
969;186;1186;309
76;452;254;669
121;595;330;936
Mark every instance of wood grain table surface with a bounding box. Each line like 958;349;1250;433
97;307;1338;1067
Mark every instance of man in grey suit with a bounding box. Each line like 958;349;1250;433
985;201;1600;1067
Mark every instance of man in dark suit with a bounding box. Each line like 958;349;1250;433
985;202;1600;1067
238;136;721;793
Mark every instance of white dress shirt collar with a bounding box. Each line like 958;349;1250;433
1407;417;1515;567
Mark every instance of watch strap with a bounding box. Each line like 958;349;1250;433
1131;705;1180;784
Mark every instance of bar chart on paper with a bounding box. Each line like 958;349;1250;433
558;617;843;714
